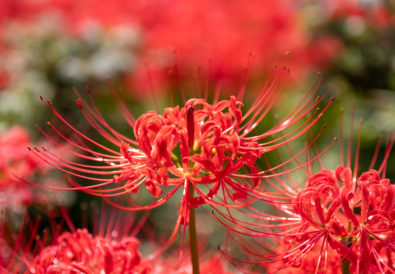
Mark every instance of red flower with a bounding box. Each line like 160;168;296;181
0;126;45;183
0;126;47;208
292;165;395;273
29;228;148;274
0;126;70;209
229;128;395;273
128;0;341;92
1;204;153;273
28;69;333;248
219;109;395;273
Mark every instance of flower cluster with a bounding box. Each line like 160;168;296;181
222;124;395;273
119;97;263;199
29;69;334;244
30;228;147;274
291;166;394;272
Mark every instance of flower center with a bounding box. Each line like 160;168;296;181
295;167;394;241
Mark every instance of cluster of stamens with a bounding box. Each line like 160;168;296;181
116;97;262;200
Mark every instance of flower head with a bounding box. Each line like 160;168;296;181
292;165;395;272
28;68;333;248
120;96;262;200
29;228;147;274
226;118;395;273
2;202;153;273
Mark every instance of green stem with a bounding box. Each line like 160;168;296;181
341;258;350;274
189;185;200;274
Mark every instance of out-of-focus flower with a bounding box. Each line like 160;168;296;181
0;126;42;209
29;228;148;274
0;126;74;210
127;0;342;92
325;0;395;26
1;0;342;94
0;126;45;184
28;68;333;246
1;204;151;273
304;0;395;139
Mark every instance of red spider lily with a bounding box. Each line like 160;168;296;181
0;126;46;184
221;116;395;274
25;68;334;251
1;203;152;273
0;126;72;210
29;228;147;274
289;114;395;273
0;126;49;209
289;165;395;273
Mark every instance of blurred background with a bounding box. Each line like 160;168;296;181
1;0;394;261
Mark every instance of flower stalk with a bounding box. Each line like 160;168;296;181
189;184;200;274
342;258;351;274
187;106;200;274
